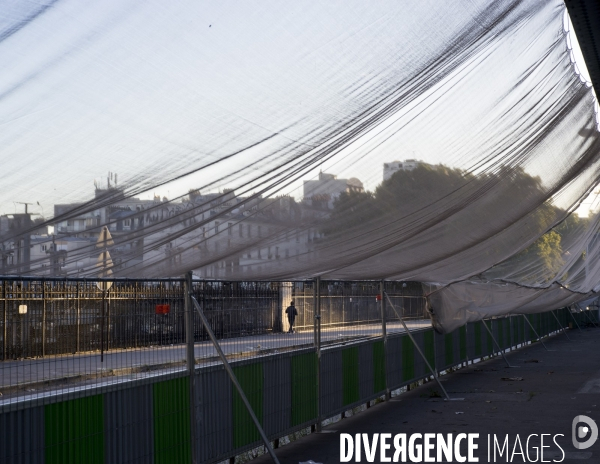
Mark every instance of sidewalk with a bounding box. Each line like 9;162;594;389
253;327;600;463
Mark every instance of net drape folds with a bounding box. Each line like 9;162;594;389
1;0;599;332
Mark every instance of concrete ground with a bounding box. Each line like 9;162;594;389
0;319;430;400
253;327;600;464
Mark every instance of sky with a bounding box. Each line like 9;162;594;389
0;1;598;221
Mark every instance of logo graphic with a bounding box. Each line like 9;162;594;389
572;415;598;450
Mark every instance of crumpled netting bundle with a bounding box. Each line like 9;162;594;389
1;0;600;332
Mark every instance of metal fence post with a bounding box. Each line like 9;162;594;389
2;280;6;361
184;272;198;463
380;280;389;400
384;292;462;401
107;288;112;350
315;277;322;432
550;309;572;341
101;291;105;362
76;282;80;353
521;314;551;351
42;280;46;357
481;319;517;368
465;319;470;366
567;306;583;332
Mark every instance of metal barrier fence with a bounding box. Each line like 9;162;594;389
0;277;597;464
0;279;427;361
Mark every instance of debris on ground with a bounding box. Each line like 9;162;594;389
501;377;524;381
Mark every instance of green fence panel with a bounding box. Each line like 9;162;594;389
424;330;435;374
291;352;318;426
444;333;454;367
232;363;264;448
373;340;387;394
402;335;415;382
496;319;505;351
486;322;494;354
45;395;104;464
153;377;191;464
342;347;360;406
511;316;524;346
474;322;482;357
526;314;536;341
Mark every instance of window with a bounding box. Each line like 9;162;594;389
247;224;252;237
239;224;243;237
40;245;47;252
215;221;220;233
228;222;233;236
67;220;74;226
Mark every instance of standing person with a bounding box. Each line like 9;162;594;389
285;300;298;333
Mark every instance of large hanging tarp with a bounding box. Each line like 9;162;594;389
1;0;599;332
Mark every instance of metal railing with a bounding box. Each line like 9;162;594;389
0;278;428;361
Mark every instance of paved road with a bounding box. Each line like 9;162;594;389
251;326;600;464
0;319;430;392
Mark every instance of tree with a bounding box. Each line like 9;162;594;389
321;162;575;282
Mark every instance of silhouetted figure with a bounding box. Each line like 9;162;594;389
285;300;298;333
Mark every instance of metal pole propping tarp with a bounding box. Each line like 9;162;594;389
190;295;281;464
384;292;462;401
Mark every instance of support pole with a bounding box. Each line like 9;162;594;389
521;315;551;351
567;306;583;333
384;292;461;401
380;281;389;400
184;272;198;463
100;292;105;363
107;289;111;350
42;281;46;357
481;319;517;368
315;277;322;432
2;280;6;361
550;309;572;341
581;306;599;328
76;282;81;353
190;295;280;464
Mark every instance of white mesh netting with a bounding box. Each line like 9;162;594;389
1;0;599;332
